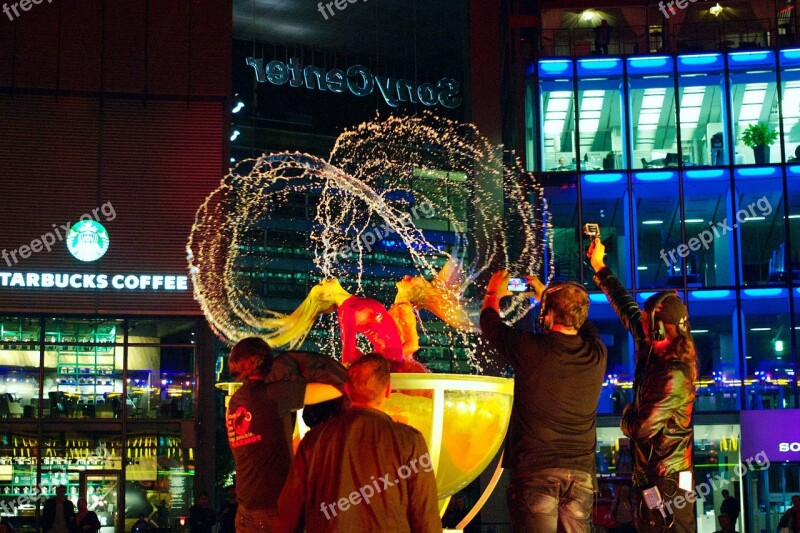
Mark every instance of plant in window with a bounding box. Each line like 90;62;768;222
741;122;778;165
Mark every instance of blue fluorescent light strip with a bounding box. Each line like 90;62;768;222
690;290;732;299
634;171;676;182
583;173;624;184
743;288;785;298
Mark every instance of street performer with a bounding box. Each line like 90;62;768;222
589;238;698;532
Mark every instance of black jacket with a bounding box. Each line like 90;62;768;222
594;267;695;483
40;497;75;533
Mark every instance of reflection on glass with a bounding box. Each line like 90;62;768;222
688;295;738;412
782;67;800;163
633;177;681;289
742;292;792;410
0;431;38;523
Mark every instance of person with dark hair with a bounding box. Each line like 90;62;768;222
589;239;698;532
479;270;608;532
276;353;441;532
188;492;216;533
719;489;739;528
226;337;343;532
713;513;738;533
41;485;75;533
72;497;101;532
778;495;800;533
217;486;237;533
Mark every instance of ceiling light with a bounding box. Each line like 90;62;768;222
232;101;245;114
750;327;771;331
685;219;704;223
710;3;723;17
643;220;663;225
230;130;240;141
583;10;595;22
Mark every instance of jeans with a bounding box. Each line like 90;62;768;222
635;474;696;533
235;506;278;533
506;468;595;533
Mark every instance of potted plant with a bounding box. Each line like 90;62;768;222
741;122;778;165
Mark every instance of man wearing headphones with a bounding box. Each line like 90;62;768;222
480;270;607;532
589;239;698;532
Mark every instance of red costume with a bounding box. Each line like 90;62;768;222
336;296;404;364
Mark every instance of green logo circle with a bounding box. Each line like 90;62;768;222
66;221;110;262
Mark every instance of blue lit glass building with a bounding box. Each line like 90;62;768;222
527;48;800;532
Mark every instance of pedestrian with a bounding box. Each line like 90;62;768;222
226;338;344;532
714;513;738;533
71;497;101;532
719;489;739;528
217;485;237;533
589;238;698;532
595;19;611;55
188;492;216;533
480;270;608;532
131;513;153;532
276;353;441;532
779;495;800;533
41;485;75;533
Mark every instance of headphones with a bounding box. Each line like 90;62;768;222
646;291;688;342
538;281;586;332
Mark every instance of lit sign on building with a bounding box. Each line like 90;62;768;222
741;409;800;461
246;57;462;109
66;220;110;262
0;272;189;291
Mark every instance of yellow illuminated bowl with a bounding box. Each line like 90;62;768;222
386;374;513;500
217;374;514;501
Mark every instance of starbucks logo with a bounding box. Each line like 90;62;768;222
66;221;110;262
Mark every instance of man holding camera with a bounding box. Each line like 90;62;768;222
480;270;607;532
588;238;698;532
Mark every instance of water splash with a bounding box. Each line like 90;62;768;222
188;113;551;367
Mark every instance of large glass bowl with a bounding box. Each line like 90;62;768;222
385;374;513;499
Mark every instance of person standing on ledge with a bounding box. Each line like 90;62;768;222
480;270;607;532
226;337;344;532
588;238;698;532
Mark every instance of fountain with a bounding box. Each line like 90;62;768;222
191;113;550;528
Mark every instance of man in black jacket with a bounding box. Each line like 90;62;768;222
40;485;75;533
480;270;607;532
589;239;698;532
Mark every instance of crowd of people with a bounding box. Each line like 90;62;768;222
209;232;786;533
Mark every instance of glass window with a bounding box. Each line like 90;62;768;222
582;176;630;289
539;60;576;172
677;54;729;167
541;174;580;281
780;51;800;163
589;302;635;415
632;175;682;289
682;171;736;287
43;319;123;420
688;292;739;412
729;52;780;165
693;423;745;530
124;431;194;530
788;172;800;282
576;58;626;171
741;291;793;410
735;173;784;286
630;76;678;168
0;429;38;527
0;318;40;418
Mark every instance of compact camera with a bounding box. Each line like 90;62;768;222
584;223;600;239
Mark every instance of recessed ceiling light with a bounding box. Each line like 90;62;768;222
643;220;663;225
